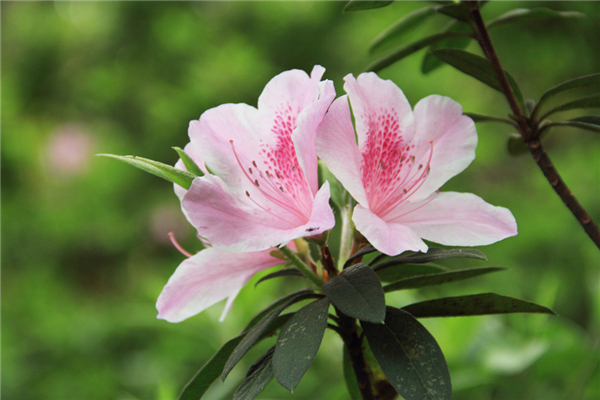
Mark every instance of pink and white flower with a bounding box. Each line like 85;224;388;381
180;66;336;253
316;72;517;256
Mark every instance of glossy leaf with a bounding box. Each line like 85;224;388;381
365;31;472;73
343;0;394;12
173;146;204;177
431;48;525;110
223;291;322;380
255;269;303;287
342;344;362;400
487;7;585;29
435;2;472;23
507;133;528;156
376;263;448;283
370;7;438;54
540;94;600;121
535;73;600;116
97;154;197;189
179;314;292;400
372;247;487;271
421;21;473;74
362;307;452;400
273;298;330;392
403;293;557;318
243;288;314;332
233;347;275;400
464;112;517;126
323;263;386;323
344;244;377;268
384;266;506;293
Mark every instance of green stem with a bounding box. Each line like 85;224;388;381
280;245;324;288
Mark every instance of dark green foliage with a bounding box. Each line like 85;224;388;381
421;21;473;74
255;269;304;287
369;6;438;54
372;247;487;270
376;263;448;283
323;263;386;323
535;73;600;115
343;244;377;268
487;7;585;29
362;307;452;400
343;0;394;12
403;293;557;318
233;347;276;400
342;344;362;400
539;94;600;121
243;289;315;332
273;298;330;392
507;134;528;156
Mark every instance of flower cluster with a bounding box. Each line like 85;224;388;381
157;66;517;323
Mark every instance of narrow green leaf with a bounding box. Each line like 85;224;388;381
273;298;330;392
255;269;303;287
384;266;506;293
178;314;292;400
97;154;197;189
435;2;473;23
539;94;600;121
507;133;528;156
233;347;275;400
342;344;362;400
243;289;314;332
569;116;600;126
323;263;386;323
223;292;323;380
365;31;472;73
173;147;204;177
343;0;394;12
541;119;600;135
432;48;525;111
344;244;378;268
421;21;473;74
362;307;452;400
373;247;487;272
488;7;585;29
376;263;448;283
402;293;557;318
535;73;600;116
464;112;518;127
370;6;438;54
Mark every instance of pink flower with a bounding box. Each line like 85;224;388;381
316;73;517;256
180;66;336;253
156;246;287;322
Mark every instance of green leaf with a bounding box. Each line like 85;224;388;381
362;307;452;400
383;266;506;293
402;293;557;318
255;269;303;287
178;314;292;400
97;154;197;189
233;347;275;400
223;291;323;380
569;116;600;126
372;247;487;271
539;94;600;121
376;263;448;283
464;112;518;127
323;263;386;323
370;6;438;54
273;298;330;392
421;21;473;74
487;7;585;29
243;289;314;332
344;244;378;268
535;73;600;116
173;147;204;177
342;344;362;400
343;0;394;12
365;31;472;73
507;133;528;156
435;2;473;23
431;48;525;111
541;119;600;135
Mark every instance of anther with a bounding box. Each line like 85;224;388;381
248;167;253;174
254;179;260;187
246;190;250;197
252;161;258;168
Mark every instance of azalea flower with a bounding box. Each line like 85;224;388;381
316;72;517;256
180;66;337;253
156;244;288;322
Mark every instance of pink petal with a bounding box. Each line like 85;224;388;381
182;175;335;253
409;95;477;202
316;95;369;206
400;192;518;246
156;247;283;322
353;205;428;256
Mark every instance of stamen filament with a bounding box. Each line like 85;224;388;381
168;232;193;258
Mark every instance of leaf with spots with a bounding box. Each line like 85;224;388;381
233;347;275;400
362;307;452;400
273;298;330;392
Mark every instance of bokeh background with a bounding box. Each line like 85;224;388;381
2;1;599;400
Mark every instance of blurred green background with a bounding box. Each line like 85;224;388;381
2;1;599;400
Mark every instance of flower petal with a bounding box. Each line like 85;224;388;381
409;95;477;201
400;192;518;246
353;204;428;256
156;248;283;323
316;95;369;206
182;175;335;253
